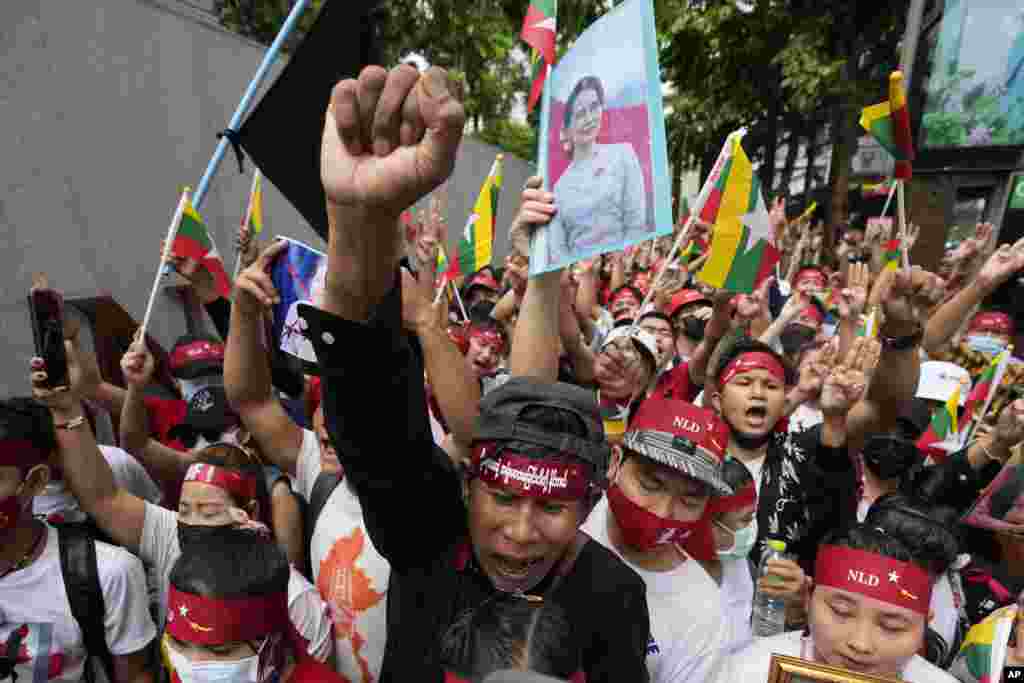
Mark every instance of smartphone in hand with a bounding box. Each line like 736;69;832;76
28;288;69;388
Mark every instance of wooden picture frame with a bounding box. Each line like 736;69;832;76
768;654;905;683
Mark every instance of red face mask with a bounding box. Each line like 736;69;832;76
0;493;24;533
605;484;716;560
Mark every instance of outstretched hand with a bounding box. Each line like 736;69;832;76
121;331;156;389
509;175;556;258
233;239;289;316
819;336;881;417
976;237;1024;296
321;65;465;218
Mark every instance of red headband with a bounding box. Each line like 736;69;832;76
706;482;757;516
184;463;257;502
815;545;932;616
795;269;827;288
170;341;225;371
800;305;824;326
719;352;786;387
469;328;506;354
166;586;288;645
472;445;591;500
0;439;49;468
969;312;1014;336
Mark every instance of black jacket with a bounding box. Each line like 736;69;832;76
752;424;859;573
303;284;651;683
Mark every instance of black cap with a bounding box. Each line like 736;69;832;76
238;1;384;240
169;387;238;439
483;673;564;683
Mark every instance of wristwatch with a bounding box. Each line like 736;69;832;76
879;323;923;351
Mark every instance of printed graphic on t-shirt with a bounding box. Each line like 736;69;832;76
317;528;385;683
0;623;82;682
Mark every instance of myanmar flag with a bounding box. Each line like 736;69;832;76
521;0;556;113
860;71;915;180
862;179;894;198
964;348;1010;421
882;238;901;272
918;385;960;452
171;196;231;298
246;171;264;235
695;134;780;293
856;308;878;338
447;155;503;279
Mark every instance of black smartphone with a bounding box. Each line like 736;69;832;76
28;288;69;388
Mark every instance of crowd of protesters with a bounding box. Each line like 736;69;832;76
6;62;1024;683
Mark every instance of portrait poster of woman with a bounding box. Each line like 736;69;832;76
529;0;672;274
768;654;905;683
965;448;1024;534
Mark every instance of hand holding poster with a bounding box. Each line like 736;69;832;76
529;0;672;274
268;236;327;373
964;449;1024;535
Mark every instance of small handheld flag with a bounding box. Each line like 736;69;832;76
521;0;557;113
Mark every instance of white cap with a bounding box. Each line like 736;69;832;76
916;361;970;406
601;326;659;371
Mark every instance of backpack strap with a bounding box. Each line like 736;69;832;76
57;523;114;683
303;471;343;578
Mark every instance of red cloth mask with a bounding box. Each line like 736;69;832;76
605;483;717;560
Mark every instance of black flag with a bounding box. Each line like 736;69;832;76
238;1;383;241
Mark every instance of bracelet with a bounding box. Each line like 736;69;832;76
55;416;86;431
979;443;995;463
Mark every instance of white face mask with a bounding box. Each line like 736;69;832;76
715;518;758;558
966;334;1008;357
166;639;260;683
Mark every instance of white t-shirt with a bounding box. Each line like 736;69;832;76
717;629;958;683
294;428;390;683
719;558;755;654
742;455;768;496
0;523;156;682
34;445;162;523
583;497;728;683
140;502;332;662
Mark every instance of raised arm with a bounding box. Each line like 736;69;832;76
923;238;1024;353
308;64;467;568
508;176;563;381
225;239;305;476
120;340;195;485
401;266;480;448
687;289;733;387
32;353;145;553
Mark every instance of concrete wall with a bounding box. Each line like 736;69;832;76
0;0;532;397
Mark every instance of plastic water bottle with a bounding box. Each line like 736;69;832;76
751;539;789;637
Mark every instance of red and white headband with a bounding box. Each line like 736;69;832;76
719;351;786;387
815;545;932;616
471;443;592;501
166;586;287;645
184;463;257;502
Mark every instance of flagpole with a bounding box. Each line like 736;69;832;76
965;346;1013;445
233;169;262;279
896;180;911;273
880;179;898;218
192;0;311;210
634;129;743;319
451;279;470;320
140;189;190;340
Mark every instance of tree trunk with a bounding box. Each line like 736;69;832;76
803;122;819;196
759;68;781;193
779;124;801;197
828;102;857;233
